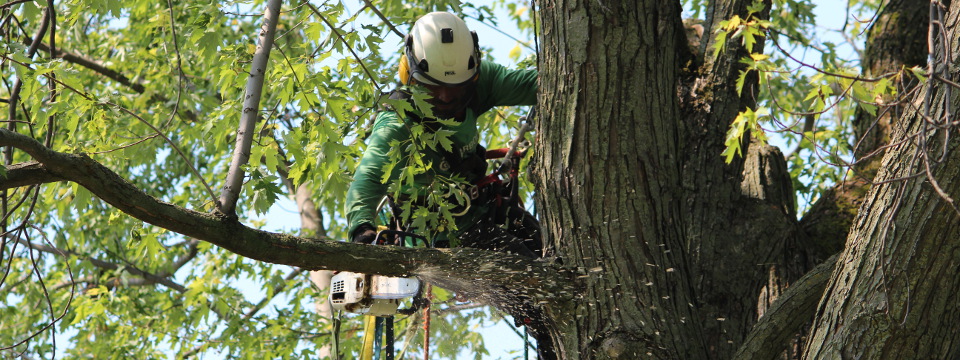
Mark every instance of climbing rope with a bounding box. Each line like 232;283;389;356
423;283;433;360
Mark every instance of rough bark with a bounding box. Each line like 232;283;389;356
734;255;837;360
682;0;802;357
853;0;930;177
536;0;706;357
532;0;816;357
804;1;960;357
746;1;935;358
0;160;63;189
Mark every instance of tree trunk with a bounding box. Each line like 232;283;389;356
536;0;707;357
295;183;335;359
533;0;810;356
804;3;960;357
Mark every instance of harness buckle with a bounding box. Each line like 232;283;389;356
468;185;480;200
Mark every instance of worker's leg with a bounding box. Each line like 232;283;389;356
505;206;544;258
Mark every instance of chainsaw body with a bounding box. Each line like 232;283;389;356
329;271;421;316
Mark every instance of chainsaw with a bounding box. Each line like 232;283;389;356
329;228;427;316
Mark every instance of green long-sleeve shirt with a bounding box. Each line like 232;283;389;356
345;61;537;240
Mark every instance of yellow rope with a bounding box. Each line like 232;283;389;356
360;316;377;360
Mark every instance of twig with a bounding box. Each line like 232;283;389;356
464;14;534;51
0;186;74;352
42;0;56;150
934;74;960;90
7;6;50;134
432;302;486;315
768;29;898;83
90;134;160;154
13;236;188;292
0;0;31;11
307;3;381;93
274;45;325;121
163;0;186;131
361;0;404;38
243;268;305;320
28;41;200;122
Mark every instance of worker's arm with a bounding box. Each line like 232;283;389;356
472;61;538;114
345;112;408;240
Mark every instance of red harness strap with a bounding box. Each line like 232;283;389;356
484;148;522;160
472;147;524;208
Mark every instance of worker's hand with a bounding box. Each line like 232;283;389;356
352;224;378;244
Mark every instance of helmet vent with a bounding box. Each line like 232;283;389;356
441;28;454;43
468;56;476;69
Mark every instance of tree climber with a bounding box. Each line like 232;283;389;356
345;11;542;258
343;13;554;358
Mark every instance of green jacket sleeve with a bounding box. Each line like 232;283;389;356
345;112;408;237
472;61;538;115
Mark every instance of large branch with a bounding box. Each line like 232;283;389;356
0;128;574;301
733;255;838;360
1;161;63;188
31;42;144;94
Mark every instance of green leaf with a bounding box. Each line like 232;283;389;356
712;30;729;58
736;69;749;96
251;177;283;215
747;0;766;16
264;145;280;172
508;43;522;61
909;66;928;83
743;27;757;52
193;12;212;27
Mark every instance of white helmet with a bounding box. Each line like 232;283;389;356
404;12;481;86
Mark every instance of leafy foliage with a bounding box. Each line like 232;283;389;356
704;0;906;212
1;0;537;358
